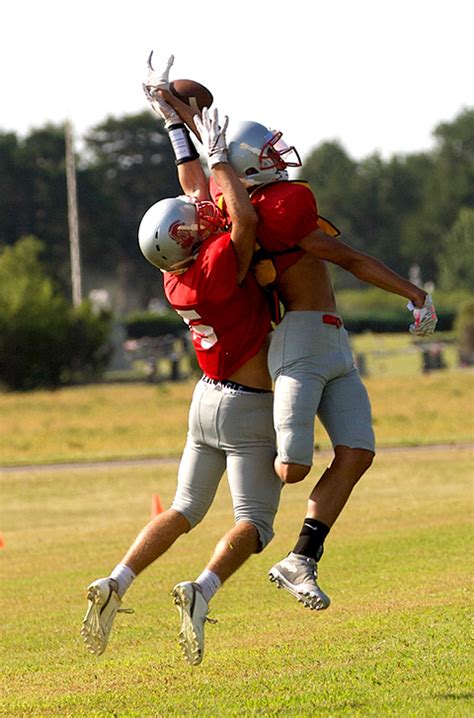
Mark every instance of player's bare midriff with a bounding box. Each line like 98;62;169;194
228;337;272;390
277;254;338;312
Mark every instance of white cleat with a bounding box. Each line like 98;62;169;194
268;552;331;611
80;578;133;655
171;582;216;666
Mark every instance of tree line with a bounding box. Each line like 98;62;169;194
1;107;473;314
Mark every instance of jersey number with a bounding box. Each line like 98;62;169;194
176;309;218;349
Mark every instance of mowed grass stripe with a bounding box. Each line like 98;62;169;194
1;370;473;466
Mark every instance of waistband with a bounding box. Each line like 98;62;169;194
201;375;272;395
284;310;344;328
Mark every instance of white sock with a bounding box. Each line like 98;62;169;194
110;563;136;598
194;569;221;604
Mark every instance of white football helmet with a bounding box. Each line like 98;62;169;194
138;196;225;272
227;121;302;187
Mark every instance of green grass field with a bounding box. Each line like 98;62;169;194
351;332;458;377
0;369;472;466
1;450;473;716
1;351;473;716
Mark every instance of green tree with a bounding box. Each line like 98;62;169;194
301;145;424;285
83;111;181;261
0;132;24;246
1;108;471;311
0;115;182;313
0;125;72;293
437;207;474;291
20;126;70;284
82;111;182;310
301;141;357;233
401;108;474;280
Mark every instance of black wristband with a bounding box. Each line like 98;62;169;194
166;123;199;165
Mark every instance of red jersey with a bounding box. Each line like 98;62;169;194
210;179;339;279
164;232;272;380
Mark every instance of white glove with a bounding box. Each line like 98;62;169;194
142;84;180;127
194;107;229;169
144;52;174;98
407;294;438;336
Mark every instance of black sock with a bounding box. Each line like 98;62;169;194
292;518;330;561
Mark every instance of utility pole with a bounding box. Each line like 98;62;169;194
65;120;82;306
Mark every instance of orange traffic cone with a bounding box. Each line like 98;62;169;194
151;494;164;518
0;532;4;549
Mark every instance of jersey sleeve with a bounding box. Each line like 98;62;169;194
254;182;320;250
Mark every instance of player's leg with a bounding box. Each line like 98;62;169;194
172;518;262;666
173;389;280;665
274;352;375;609
81;441;225;657
81;503;194;655
269;317;366;608
82;380;226;656
273;444;373;612
305;445;374;527
171;381;234;665
169;438;229;666
313;351;376;526
271;364;326;484
213;390;281;575
272;370;322;484
268;312;330;484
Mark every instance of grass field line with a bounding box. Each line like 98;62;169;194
1;441;472;474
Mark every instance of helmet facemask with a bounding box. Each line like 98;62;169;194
164;199;227;274
228;121;302;187
259;130;302;172
194;199;228;239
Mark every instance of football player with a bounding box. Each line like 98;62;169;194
159;76;438;611
81;103;281;666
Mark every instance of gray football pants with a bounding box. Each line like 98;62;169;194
268;311;376;466
171;379;282;550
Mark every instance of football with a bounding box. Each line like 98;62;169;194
169;79;213;114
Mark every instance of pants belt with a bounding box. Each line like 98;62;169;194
202;375;272;395
322;314;343;328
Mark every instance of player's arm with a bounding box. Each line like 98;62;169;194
300;229;426;305
147;91;208;199
299;229;438;335
142;50;202;140
159;89;202;141
142;55;209;200
196;109;258;284
145;89;209;199
214;164;258;284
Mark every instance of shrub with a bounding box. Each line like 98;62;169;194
0;237;112;390
64;301;113;383
124;310;186;339
455;300;474;366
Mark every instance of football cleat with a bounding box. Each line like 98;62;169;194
171;582;216;666
268;552;331;610
80;578;133;655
